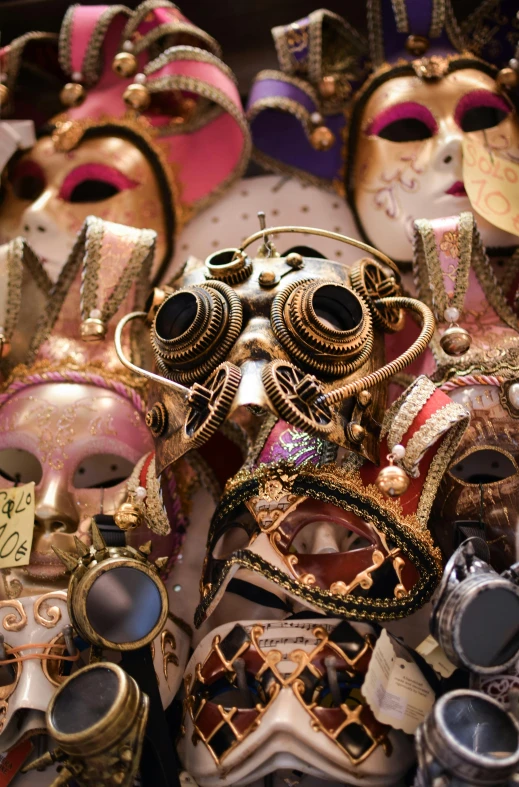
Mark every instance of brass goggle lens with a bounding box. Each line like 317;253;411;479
152;282;243;383
272;279;373;375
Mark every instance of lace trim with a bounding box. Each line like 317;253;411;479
403;401;469;477
384;376;437;447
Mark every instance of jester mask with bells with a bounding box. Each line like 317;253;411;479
180;618;417;787
0;1;250;284
194;370;468;628
0;219;190;751
247;0;519;266
411;210;519;574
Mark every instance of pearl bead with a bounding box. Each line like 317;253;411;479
134;73;146;84
508;382;519;409
173;584;182;592
392;443;406;459
310;112;322;125
72;71;82;82
444;306;460;323
510;58;519;71
123;40;134;52
135;486;147;500
89;308;102;319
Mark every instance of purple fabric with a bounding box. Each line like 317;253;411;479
248;77;316;114
251;108;344;181
285;16;311;65
381;0;455;63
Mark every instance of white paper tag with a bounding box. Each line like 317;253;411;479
361;628;434;734
0;484;35;568
416;634;457;679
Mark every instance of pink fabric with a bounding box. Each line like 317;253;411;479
71;6;109;76
138;6;188;35
151;59;240;105
165;113;244;204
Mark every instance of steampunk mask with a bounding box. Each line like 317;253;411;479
117;225;435;479
180;618;415;786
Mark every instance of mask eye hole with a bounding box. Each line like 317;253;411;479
449;448;517;484
0;448;43;485
73;453;134;489
59;164;138;203
367;101;437;142
456;91;511;133
291;520;372;555
10;160;45;201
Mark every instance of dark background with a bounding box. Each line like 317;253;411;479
0;0;478;95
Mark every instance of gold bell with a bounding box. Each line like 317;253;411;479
497;67;518;89
60;82;86;108
318;75;336;98
123;83;150;111
0;84;9;108
376;446;409;497
114;495;143;531
376;462;409;497
0;334;11;358
406;35;429;56
439;325;471;356
80;315;106;342
310;125;336;151
112;51;138;78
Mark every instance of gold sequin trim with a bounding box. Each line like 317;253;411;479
382;375;436;446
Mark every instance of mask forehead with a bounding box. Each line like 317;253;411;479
0;135;167;282
0;383;151;467
352;68;519;262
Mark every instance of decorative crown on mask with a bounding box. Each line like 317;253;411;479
194;373;469;627
1;1;250;283
247;0;519;195
0;215;155;410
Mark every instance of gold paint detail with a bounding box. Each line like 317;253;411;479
0;601;27;632
34;591;68;629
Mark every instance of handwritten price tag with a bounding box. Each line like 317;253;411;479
463;137;519;236
0;483;34;568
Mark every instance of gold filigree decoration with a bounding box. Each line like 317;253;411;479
0;601;27;632
33;591;67;629
161;630;179;683
440;230;460;259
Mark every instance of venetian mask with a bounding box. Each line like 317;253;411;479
0;136;168;283
194;373;468;629
0;383;153;598
349;68;519;262
431;383;519;573
181;618;415;786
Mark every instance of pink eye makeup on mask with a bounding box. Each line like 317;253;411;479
367;101;438;142
59;164;139;203
455;90;511;133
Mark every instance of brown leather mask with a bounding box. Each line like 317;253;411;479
431;382;519;572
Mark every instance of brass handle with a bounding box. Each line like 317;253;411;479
236;225;400;278
319;297;435;406
114;311;191;398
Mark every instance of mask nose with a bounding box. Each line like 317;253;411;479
21;192;58;238
34;476;79;553
432;129;463;174
308;522;341;554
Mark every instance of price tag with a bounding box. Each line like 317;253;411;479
416;634;457;679
361;628;435;735
0;739;33;786
463;137;519;236
0;483;35;568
